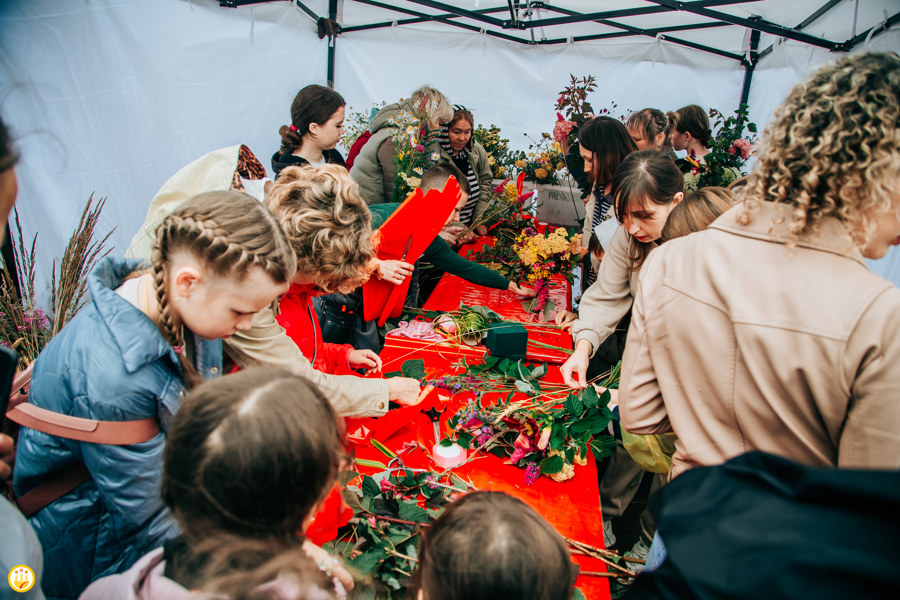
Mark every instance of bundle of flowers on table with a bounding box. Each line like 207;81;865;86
457;174;538;242
473;123;518;179
511;135;567;185
441;357;618;485
681;103;758;190
515;226;582;316
387;101;442;202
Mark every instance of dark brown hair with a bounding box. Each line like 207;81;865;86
421;162;471;195
151;191;296;387
578;116;638;191
673;104;712;148
612;149;684;270
626;108;672;153
278;84;345;156
661;186;733;242
161;368;344;597
446;108;475;152
0;114;18;173
414;491;576;600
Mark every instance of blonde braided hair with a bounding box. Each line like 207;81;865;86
151;191;297;387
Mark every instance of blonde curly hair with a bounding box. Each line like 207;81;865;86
739;52;900;248
266;164;374;293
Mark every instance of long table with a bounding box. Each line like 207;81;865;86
348;240;611;599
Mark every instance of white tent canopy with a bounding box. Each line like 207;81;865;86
1;0;898;298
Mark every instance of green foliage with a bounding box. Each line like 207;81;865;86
401;358;426;380
473;123;517;179
684;103;758;190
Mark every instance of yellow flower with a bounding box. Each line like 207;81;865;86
515;159;526;169
488;155;496;165
535;167;549;180
497;166;506;176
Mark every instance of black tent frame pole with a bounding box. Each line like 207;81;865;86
739;27;760;108
327;0;338;88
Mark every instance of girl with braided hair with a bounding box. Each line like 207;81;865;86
13;191;296;599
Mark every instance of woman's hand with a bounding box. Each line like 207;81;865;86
555;310;577;332
507;282;536;297
439;225;465;246
386;377;423;406
560;340;593;389
348;349;382;373
475;225;488;236
376;259;414;285
457;230;478;245
302;540;354;592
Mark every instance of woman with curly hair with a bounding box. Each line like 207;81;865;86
619;52;900;479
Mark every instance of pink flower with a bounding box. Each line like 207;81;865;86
536;426;552;451
524;462;540;486
462;416;484;429
729;137;752;160
379;479;396;493
509;432;534;464
367;516;378;527
553;118;575;144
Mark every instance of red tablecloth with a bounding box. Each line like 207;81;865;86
350;237;610;599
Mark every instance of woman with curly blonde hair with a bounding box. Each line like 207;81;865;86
619;52;900;479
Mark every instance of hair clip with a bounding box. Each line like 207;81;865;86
289;124;299;132
172;345;184;355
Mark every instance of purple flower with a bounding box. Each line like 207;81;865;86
524;462;540;485
424;475;440;490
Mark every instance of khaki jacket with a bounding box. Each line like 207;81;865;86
572;224;643;354
620;203;900;478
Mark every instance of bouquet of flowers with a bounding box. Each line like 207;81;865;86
512;135;567;185
514;226;582;315
1;196;113;369
473;123;517;179
444;358;618;485
339;101;385;152
682;104;758;190
554;74;597;148
388;100;442;202
458;176;538;239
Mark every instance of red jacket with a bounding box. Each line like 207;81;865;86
276;284;354;374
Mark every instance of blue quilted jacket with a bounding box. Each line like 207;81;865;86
13;257;223;600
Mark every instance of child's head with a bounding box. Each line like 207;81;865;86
402;85;455;129
741;51;900;260
626;108;672;153
414;492;575;600
421;163;471;226
446;107;475;154
578;116;638;190
670;104;712;151
278;84;346;156
661;186;734;242
267;164;375;295
161;368;343;595
151;191;296;385
612;150;684;269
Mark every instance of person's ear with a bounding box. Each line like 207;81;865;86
672;192;684;206
308;122;320;138
655;132;666;150
417;589;425;600
172;265;203;301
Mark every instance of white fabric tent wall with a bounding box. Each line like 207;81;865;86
1;0;898;301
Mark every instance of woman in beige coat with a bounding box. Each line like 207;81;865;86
620;52;900;479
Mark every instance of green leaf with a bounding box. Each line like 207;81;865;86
386;577;402;590
398;501;431;523
338;470;361;486
748;122;757;133
564;393;583;417
401;358;426;380
565;448;575;463
530;363;548;380
549;426;567;451
590;435;617;460
347;549;383;576
362;475;381;497
582;385;599;409
542;298;556;321
439;437;453;447
540;453;565;474
574;588;586;600
383;370;403;379
457;430;473;449
515;379;534;394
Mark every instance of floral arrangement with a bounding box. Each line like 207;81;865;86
388;101;442;202
339;101;386;152
473;123;517;179
511;135;567;185
1;196;113;369
681;104;758;190
554;74;597;148
457;175;538;240
514;226;582;315
443;357;618;485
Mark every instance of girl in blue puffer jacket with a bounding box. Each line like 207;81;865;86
13;191;296;599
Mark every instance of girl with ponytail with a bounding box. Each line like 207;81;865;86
13;191;296;599
272;84;347;176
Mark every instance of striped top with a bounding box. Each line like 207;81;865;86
437;128;480;225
